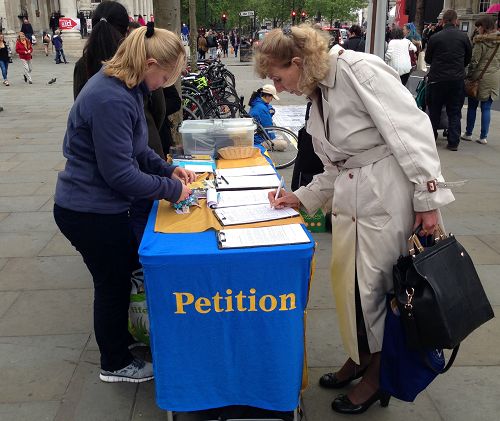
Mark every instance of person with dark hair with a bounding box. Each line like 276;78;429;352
425;9;472;151
344;24;365;52
20;18;34;45
462;15;500;145
385;27;416;86
49;12;58;34
73;0;130;99
197;32;207;60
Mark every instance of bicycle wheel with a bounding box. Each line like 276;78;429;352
204;101;241;119
262;126;299;170
182;93;205;119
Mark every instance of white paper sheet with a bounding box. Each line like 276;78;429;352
214;204;299;226
216;165;276;177
216;189;275;208
218;224;310;249
216;174;281;191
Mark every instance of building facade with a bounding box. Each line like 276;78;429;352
398;1;498;33
0;0;154;51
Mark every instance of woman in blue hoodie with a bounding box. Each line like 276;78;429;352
54;25;195;385
249;84;287;151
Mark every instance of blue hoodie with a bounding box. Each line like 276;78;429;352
249;96;276;144
55;69;181;214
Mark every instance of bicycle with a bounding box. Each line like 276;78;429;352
217;99;299;169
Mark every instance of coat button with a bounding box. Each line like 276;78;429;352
352;217;356;222
349;173;354;179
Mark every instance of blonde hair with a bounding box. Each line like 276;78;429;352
254;25;330;95
104;26;186;88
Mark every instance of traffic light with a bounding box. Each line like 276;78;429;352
221;13;227;26
301;11;306;22
291;10;296;25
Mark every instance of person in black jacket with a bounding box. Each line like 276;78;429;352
425;9;472;151
344;25;365;52
20;18;34;44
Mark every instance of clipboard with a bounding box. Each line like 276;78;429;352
214;204;299;226
217;224;311;249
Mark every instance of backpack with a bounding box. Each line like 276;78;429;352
415;78;427;112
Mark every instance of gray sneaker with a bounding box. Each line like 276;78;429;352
99;358;154;383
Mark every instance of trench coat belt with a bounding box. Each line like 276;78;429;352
335;145;393;170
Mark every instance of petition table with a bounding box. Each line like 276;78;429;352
139;155;315;413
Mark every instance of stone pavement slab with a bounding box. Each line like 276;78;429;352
0;334;88;403
0;289;92;336
1;54;499;421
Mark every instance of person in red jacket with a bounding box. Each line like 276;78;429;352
15;32;33;84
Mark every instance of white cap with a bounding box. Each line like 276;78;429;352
261;84;280;100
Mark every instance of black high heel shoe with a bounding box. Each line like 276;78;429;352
319;366;367;389
331;389;391;415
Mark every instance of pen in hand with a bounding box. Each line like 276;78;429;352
271;176;284;209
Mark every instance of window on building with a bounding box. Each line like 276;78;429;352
479;0;490;13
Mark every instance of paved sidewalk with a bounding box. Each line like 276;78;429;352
0;54;499;421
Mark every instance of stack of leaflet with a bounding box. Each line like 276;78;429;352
172;154;216;173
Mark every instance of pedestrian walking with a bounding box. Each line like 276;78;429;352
197;33;207;60
15;32;33;84
425;9;472;151
20;17;34;44
256;24;454;415
462;15;500;145
42;31;51;56
0;34;11;86
222;34;229;58
54;25;195;384
234;34;240;57
344;24;365;52
385;27;416;86
49;12;58;34
52;30;67;64
206;30;217;59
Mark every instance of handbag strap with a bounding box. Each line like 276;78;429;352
423;344;460;374
476;43;500;82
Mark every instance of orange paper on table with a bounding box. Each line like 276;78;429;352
154;199;304;234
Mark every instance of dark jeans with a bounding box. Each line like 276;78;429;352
55;48;67;63
427;79;465;147
53;204;139;371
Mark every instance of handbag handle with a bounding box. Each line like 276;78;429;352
408;225;446;256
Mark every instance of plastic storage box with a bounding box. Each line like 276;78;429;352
179;119;256;157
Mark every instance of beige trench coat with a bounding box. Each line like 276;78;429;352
294;49;455;364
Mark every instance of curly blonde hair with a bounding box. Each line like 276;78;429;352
104;26;186;88
254;25;330;95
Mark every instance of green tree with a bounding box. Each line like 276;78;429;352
304;0;367;25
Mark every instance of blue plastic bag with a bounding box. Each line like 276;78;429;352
380;295;445;402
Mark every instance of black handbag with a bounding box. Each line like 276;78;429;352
393;226;494;352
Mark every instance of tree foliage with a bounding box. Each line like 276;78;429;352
180;0;367;31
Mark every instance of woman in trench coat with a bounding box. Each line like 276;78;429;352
255;25;455;415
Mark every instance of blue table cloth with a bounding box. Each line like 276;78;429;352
140;200;315;412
